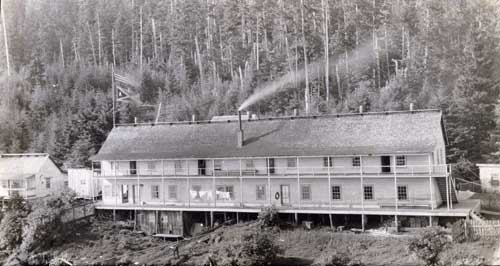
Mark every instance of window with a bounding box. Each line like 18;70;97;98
287;158;297;168
363;185;373;200
45;177;51;189
352;156;361;167
397;186;407;200
80;179;86;185
331;185;341;200
147;161;156;170
491;174;499;186
168;185;177;199
396;156;406;167
151;185;160;199
301;185;311;200
174;160;183;171
216;185;234;200
214;160;222;171
1;181;7;188
256;185;266;200
27;178;36;190
245;159;254;169
323;157;333;167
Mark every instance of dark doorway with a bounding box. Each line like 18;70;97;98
198;160;206;175
268;158;275;174
130;161;137;175
381;156;391;173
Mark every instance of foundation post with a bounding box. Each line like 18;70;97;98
155;210;158;234
329;213;333;229
180;211;184;236
429;216;432;227
113;209;116;222
236;212;239;224
294;213;299;225
361;214;366;232
210;211;214;227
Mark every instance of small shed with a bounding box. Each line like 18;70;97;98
68;168;101;199
477;164;500;193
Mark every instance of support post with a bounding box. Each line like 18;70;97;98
393;155;398;230
236;212;239;224
114;160;117;214
267;157;271;205
329;213;333;230
361;214;366;232
239;159;243;206
213;159;216;207
449;164;453;209
91;161;95;202
180;211;184;236
155;210;158;234
429;216;432;227
328;156;332;210
210;211;214;227
428;154;434;210
445;168;450;210
297;157;301;209
360;156;364;213
294;212;299;225
162;160;165;206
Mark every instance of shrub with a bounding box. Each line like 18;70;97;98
240;230;283;266
408;227;449;266
312;252;366;266
0;195;29;251
257;206;280;228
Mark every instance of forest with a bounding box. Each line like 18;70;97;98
0;0;499;177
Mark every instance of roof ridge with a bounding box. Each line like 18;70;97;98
115;109;442;128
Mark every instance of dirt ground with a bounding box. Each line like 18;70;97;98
35;219;497;266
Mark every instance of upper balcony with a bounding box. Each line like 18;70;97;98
94;156;449;178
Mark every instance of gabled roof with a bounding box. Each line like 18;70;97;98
0;153;53;180
91;109;447;161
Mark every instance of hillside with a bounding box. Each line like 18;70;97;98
0;0;499;177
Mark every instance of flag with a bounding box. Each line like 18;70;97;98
113;73;142;104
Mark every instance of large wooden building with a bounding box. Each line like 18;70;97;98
91;109;475;235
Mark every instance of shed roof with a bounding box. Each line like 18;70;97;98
0;154;51;180
92;109;447;161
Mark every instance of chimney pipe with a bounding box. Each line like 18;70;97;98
410;103;414;111
192;114;196;122
238;111;244;147
134;117;138;124
359;105;363;113
293;108;298;117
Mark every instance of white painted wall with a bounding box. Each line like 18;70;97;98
478;164;500;193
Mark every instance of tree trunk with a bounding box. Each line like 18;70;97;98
140;6;143;70
87;22;97;66
322;0;330;102
97;14;102;65
195;36;203;84
300;0;310;114
152;18;157;60
1;0;10;76
60;39;64;68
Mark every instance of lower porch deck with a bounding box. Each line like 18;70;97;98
95;199;478;217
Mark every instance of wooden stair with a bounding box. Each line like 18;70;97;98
435;176;458;204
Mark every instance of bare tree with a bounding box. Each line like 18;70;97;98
1;0;10;76
300;0;310;114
